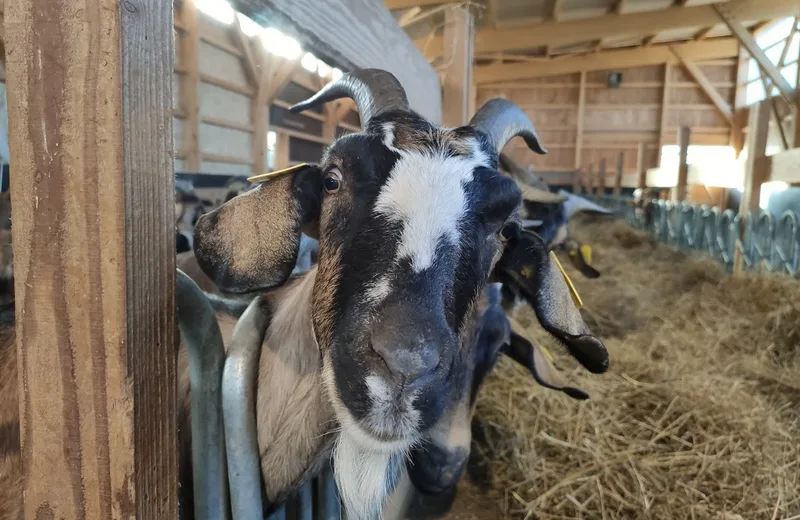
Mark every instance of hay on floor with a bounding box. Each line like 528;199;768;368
449;216;800;520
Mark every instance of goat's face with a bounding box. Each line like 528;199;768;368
408;226;607;496
310;113;523;447
192;70;606;456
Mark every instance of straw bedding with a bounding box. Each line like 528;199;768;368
445;215;800;520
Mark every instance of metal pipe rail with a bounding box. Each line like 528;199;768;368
585;195;800;277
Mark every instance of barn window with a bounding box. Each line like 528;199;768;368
744;18;798;106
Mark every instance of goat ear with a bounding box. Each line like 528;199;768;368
503;329;588;400
194;165;322;293
494;224;609;374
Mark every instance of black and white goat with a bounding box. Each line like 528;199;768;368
499;153;612;281
403;224;603;508
184;69;608;520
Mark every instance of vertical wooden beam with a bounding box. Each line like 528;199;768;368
441;5;474;127
585;165;593;194
674;126;690;201
574;71;587;170
275;132;290;169
573;169;582;194
636;142;646;190
613;151;623;196
179;0;200;171
714;4;795;103
734;100;770;273
658;63;671;160
739;101;771;215
597;158;606;195
6;0;177;517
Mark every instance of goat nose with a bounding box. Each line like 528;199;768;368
373;342;440;387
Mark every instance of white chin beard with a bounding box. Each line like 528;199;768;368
333;429;406;520
322;363;414;519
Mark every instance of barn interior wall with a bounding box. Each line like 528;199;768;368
172;5;360;179
478;61;738;186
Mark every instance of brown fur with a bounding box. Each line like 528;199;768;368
254;270;336;503
194;176;302;290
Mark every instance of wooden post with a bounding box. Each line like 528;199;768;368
674;126;690;201
733;100;770;273
636;142;646;190
574;71;586;169
573;169;582;194
657;63;671;161
6;1;177;517
597;158;606;195
441;4;474;127
179;0;201;171
585;165;593;194
275;132;290;169
613;151;624;196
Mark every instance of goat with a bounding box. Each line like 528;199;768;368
403;224;600;510
184;68;607;519
498;153;612;284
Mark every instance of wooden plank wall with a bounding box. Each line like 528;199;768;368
478;60;738;186
172;3;360;178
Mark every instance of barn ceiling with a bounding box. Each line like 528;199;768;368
386;0;798;73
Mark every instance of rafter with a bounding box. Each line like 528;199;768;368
398;6;422;27
714;3;796;103
385;0;451;9
670;46;733;124
416;0;799;57
474;38;738;83
694;26;715;40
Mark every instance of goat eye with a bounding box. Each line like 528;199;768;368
324;170;342;194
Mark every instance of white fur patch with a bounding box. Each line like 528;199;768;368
365;276;392;305
333;430;399;520
374;130;490;272
364;374;420;440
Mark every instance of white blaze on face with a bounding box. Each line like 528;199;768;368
374;123;490;272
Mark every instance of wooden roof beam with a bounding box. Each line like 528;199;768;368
385;0;452;9
475;37;738;83
416;0;800;57
714;3;796;104
670;45;733;124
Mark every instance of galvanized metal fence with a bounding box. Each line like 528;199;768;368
585;194;800;277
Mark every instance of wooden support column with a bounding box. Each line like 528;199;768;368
441;5;474;127
658;63;671;159
274;132;290;169
585;165;593;194
179;0;201;171
636;142;646;190
573;169;582;194
574;71;587;169
734;100;770;273
6;1;177;518
614;151;624;196
674;126;690;201
597;159;606;195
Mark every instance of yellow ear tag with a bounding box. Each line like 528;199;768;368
580;245;593;265
247;163;310;184
550;251;583;309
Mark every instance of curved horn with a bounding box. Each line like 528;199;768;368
470;98;547;155
558;190;614;218
289;68;409;127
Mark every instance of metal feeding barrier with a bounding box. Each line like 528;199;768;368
585;194;800;277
